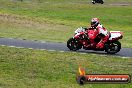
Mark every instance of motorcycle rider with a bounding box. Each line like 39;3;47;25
87;18;109;49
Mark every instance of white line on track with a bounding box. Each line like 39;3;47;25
0;44;131;58
9;46;15;48
16;47;24;49
8;38;14;40
121;56;130;58
28;48;33;50
59;51;65;53
39;41;46;43
48;50;56;52
39;49;46;51
1;45;6;47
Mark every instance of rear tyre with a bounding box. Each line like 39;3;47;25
105;41;121;54
67;38;82;51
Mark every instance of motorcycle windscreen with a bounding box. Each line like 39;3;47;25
75;27;85;34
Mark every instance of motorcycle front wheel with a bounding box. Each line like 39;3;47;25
67;38;82;51
105;41;121;54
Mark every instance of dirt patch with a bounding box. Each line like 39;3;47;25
0;13;70;31
106;1;132;6
109;3;130;6
0;14;49;29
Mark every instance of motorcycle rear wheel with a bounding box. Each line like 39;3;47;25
105;41;121;54
67;38;82;51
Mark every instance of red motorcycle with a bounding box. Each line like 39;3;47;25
67;27;123;54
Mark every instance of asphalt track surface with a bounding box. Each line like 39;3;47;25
0;38;132;58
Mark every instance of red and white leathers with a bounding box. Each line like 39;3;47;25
88;24;109;49
96;24;109;48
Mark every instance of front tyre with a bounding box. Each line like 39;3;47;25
105;41;121;54
67;38;82;51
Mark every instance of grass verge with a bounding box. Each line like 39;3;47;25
0;46;132;88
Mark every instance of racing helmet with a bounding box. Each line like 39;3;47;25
91;18;100;27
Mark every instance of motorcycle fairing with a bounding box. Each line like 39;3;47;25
109;31;123;40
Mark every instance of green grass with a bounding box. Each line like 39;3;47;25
0;1;132;88
0;46;132;88
0;0;132;47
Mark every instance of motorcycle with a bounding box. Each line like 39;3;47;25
92;0;104;4
67;27;123;54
